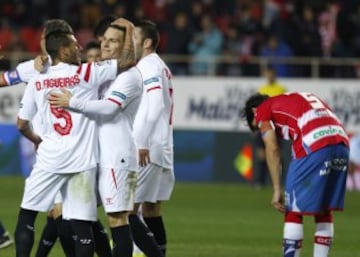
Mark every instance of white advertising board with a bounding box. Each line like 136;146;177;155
173;77;360;133
1;78;359;133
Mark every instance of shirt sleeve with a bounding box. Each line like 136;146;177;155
104;70;141;108
18;80;37;120
69;97;119;116
135;75;164;149
4;60;36;85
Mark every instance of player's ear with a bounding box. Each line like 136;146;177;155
143;38;152;49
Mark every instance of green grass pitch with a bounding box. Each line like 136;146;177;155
0;176;359;257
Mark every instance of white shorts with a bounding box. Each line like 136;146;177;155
21;167;98;221
98;167;137;213
135;163;175;203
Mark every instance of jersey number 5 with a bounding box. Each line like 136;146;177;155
299;93;326;109
50;107;73;135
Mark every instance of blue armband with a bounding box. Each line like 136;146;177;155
6;69;22;85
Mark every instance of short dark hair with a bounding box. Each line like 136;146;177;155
45;31;73;60
85;41;100;51
135;20;160;50
94;15;117;39
44;19;73;37
242;93;269;132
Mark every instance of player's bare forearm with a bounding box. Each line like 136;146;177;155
112;18;136;71
17;117;42;147
264;137;282;191
0;72;8;87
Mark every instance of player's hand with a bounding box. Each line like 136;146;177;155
48;89;72;108
112;18;134;30
34;136;42;151
271;189;285;213
138;149;150;167
34;55;48;72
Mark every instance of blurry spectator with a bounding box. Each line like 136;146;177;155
260;34;293;77
189;1;205;32
0;18;13;51
293;5;322;76
221;23;243;76
84;41;101;62
165;12;194;75
318;2;339;57
188;14;223;75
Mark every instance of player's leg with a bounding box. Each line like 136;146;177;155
34;209;58;257
129;203;163;257
92;219;112;257
282;212;303;257
62;169;98;257
142;166;175;256
108;211;133;257
15;168;66;257
0;219;13;249
99;168;138;257
313;212;333;257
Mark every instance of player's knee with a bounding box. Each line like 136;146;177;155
142;202;161;217
107;211;129;227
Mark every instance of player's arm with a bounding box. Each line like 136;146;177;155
17;84;42;149
136;77;164;166
49;89;119;115
260;120;285;213
111;18;136;73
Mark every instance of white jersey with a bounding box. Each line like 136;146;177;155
98;66;143;171
350;135;360;166
133;53;174;169
18;60;118;173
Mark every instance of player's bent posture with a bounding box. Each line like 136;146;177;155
131;20;175;257
49;20;143;257
16;18;134;257
242;93;349;257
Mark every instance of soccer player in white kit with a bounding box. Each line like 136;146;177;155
15;18;134;257
0;19;114;257
49;21;144;257
131;20;175;257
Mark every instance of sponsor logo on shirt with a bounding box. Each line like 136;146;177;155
313;126;345;139
111;91;127;100
144;77;160;85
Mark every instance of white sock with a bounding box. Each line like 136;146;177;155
283;222;303;257
314;222;333;257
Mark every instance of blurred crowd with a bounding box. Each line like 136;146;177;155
1;0;360;77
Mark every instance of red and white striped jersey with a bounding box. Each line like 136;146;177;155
255;92;349;159
18;60;118;173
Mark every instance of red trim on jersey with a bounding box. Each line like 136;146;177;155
284;212;303;223
107;98;122;106
111;168;118;189
84;63;92;82
147;85;161;92
76;64;82;74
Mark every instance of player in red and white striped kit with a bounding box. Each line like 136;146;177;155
243;92;349;257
